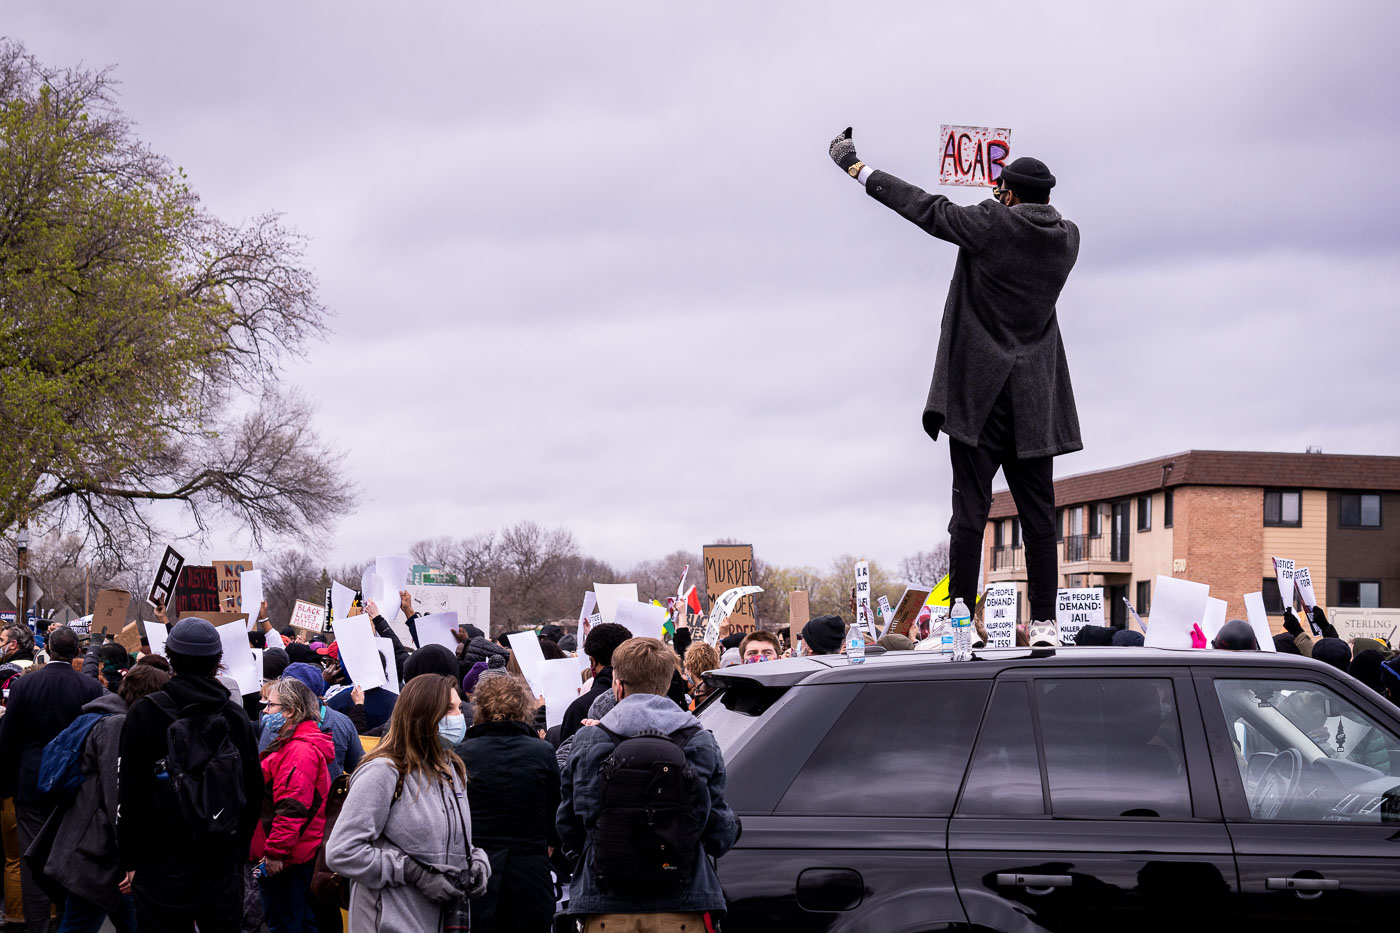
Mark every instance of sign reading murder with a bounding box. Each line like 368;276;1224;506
853;560;876;638
289;600;325;633
703;544;756;634
1055;587;1104;646
173;565;219;615
983;583;1018;648
147;546;185;608
214;559;254;611
939;124;1011;187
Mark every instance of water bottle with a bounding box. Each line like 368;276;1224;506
847;623;865;664
951;598;972;662
940;612;954;654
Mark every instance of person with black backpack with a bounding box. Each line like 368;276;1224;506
116;618;264;933
557;637;739;933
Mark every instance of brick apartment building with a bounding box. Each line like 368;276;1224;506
982;450;1400;631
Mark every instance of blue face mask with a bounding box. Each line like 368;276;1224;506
438;714;466;748
262;711;286;734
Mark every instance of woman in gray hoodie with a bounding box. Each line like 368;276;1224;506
326;673;491;933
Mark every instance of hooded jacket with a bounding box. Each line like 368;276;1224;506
252;718;335;865
117;673;264;908
558;693;739;917
0;657;106;801
865;172;1082;458
42;692;129;912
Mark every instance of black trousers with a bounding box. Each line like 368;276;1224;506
15;799;56;933
133;882;243;933
947;388;1058;622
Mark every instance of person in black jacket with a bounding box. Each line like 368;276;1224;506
455;676;560;933
0;625;104;933
556;623;631;746
117;618;263;933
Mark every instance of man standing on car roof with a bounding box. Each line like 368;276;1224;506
829;128;1081;643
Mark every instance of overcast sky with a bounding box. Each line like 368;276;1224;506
9;1;1399;574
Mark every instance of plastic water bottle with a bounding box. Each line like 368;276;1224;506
940;613;954;654
951;598;972;662
847;623;866;664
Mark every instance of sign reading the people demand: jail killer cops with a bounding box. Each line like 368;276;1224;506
984;583;1017;648
939;125;1011;187
1056;587;1104;646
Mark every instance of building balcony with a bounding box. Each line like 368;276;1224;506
1062;534;1132;575
988;544;1026;582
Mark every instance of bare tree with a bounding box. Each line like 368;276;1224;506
900;544;951;589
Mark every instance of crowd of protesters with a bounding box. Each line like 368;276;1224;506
0;584;1396;933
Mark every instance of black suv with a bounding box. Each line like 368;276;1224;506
699;646;1400;931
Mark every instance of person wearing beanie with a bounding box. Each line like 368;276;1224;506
263;645;291;681
877;633;915;652
830;129;1080;637
539;623;565;644
117;618;263;932
719;632;746;652
1310;637;1351;674
282;661;328;698
1111;629;1145;648
403;643;460;683
461;659;489;696
558;633;578;653
1273;633;1303;655
1350;649;1387;694
801;615;846;656
1073;625;1116;647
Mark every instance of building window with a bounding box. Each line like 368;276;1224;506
994;520;1005;548
1089;503;1101;538
1339;580;1381;608
1136;580;1152;616
1070;505;1084;537
1164;489;1173;528
1264;489;1302;527
1056;509;1064;542
1137;495;1151;532
1011;518;1022;548
1263;578;1286;614
1340;493;1381;528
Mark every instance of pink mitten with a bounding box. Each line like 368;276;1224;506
1190;623;1207;649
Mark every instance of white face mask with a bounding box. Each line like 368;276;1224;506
437;713;467;747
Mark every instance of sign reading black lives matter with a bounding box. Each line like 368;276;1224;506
1056;587;1104;646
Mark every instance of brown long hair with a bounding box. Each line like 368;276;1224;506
361;674;466;786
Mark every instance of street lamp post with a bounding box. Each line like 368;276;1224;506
16;526;29;625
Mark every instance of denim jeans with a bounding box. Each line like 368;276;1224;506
56;893;136;933
258;860;318;933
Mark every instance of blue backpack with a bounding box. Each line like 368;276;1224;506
38;711;110;799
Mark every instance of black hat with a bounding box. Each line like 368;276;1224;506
1212;619;1258;651
802;615;846;655
166;618;223;657
1310;637;1351;673
1111;629;1145;647
999;156;1055;190
720;632;746;651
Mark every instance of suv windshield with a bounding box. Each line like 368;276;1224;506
698;683;787;756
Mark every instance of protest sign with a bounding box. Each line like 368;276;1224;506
1201;597;1229;642
788;590;810;655
508;630;549;696
703;544;756;633
1144;576;1210;649
240;569;263;616
1294;567;1316;610
336;616;387;690
1328;607;1400;647
178;611;248;628
93;589;131;635
939;125;1011;187
214;616;260;695
1244;592;1278;651
145;621;168;659
115;622;142;654
614;600;668;641
876;595;893;636
214;559;254;611
1055;587;1103;645
539;657;585;730
414;611;459;652
886;587;933;639
853;560;876;638
331;581;356;622
983;583;1017;648
702;585;764;647
173;565;219;615
289;600;325;634
147;545;185;609
1271;558;1295;611
593;583;638;626
1125;598;1147;634
376;555;414;603
374;637;400;694
401;585;490;633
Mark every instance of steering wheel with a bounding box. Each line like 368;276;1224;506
1252;748;1303;819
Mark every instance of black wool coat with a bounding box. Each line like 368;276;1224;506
866;171;1083;459
0;659;105;801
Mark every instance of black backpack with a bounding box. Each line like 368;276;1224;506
590;725;703;892
148;692;246;841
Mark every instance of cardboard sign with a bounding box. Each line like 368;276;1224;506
853;560;877;638
1055;587;1104;645
703;544;756;633
788;590;810;656
173;565;219;615
939;124;1011;187
114;622;142;654
1328;607;1400;647
289;600;325;633
214;559;254;611
1271;558;1295;612
92;589;131;635
1294;567;1316;610
983;583;1017;648
886;587;933;639
178;611;248;628
147;546;185;609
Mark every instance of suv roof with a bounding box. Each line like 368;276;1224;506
707;646;1341;688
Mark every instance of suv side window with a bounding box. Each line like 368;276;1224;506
958;680;1044;815
1035;677;1192;819
1212;678;1400;822
776;680;989;816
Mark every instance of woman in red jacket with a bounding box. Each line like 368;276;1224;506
253;676;334;933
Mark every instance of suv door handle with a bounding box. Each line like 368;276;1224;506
996;873;1072;893
1267;877;1340;899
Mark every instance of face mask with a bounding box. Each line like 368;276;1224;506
262;711;286;734
438;714;466;747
